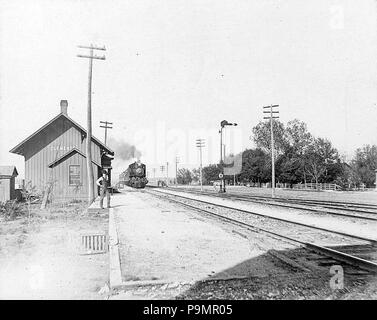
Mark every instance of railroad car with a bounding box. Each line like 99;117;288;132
119;161;148;188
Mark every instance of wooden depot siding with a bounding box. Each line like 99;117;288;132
50;153;98;200
10;110;114;202
23;117;102;200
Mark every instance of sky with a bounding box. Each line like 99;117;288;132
1;0;377;178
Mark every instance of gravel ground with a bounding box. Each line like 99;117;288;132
176;272;377;300
112;261;377;300
110;190;377;300
113;191;287;285
149;190;371;247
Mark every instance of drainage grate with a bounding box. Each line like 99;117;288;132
80;234;109;255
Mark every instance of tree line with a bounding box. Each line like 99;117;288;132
176;119;377;189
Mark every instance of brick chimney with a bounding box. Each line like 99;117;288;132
60;100;68;116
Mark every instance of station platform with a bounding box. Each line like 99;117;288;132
108;188;276;291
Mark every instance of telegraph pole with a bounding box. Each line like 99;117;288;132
153;168;156;178
196;139;205;191
160;165;165;177
77;44;106;205
175;156;179;184
166;162;169;185
263;104;279;198
100;121;113;145
160;165;165;186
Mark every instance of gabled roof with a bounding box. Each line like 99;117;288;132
48;148;101;168
9;113;114;156
0;166;18;177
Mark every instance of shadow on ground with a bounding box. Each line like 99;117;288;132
172;245;376;300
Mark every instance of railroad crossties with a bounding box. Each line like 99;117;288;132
109;186;377;299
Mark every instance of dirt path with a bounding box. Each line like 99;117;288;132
0;203;109;299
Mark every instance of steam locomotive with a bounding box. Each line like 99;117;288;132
119;161;148;188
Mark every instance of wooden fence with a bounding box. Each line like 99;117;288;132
292;183;342;191
244;182;342;191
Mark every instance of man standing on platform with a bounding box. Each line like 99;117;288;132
96;169;111;209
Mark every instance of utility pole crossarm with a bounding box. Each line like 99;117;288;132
77;54;106;60
263;105;279;108
99;120;113;145
77;45;106;51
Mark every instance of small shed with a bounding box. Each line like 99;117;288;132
0;166;18;202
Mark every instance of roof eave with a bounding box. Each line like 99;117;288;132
9;113;115;156
48;148;102;168
9;113;63;155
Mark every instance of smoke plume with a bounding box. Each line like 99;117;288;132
108;137;142;160
107;138;142;181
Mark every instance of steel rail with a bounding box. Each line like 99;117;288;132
224;192;377;212
165;187;377;221
236;194;377;212
166;186;377;210
231;196;377;219
149;188;377;244
147;189;377;273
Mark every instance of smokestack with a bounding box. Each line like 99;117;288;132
60;100;68;116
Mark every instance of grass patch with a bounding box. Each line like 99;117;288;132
0;201;27;220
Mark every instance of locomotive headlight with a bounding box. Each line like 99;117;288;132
136;168;142;174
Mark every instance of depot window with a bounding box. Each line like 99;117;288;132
69;165;81;185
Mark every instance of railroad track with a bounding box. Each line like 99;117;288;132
235;193;377;213
164;186;377;210
146;188;377;274
162;187;377;221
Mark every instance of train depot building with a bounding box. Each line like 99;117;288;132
10;100;114;202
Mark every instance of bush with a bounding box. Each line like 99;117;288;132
0;200;26;220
